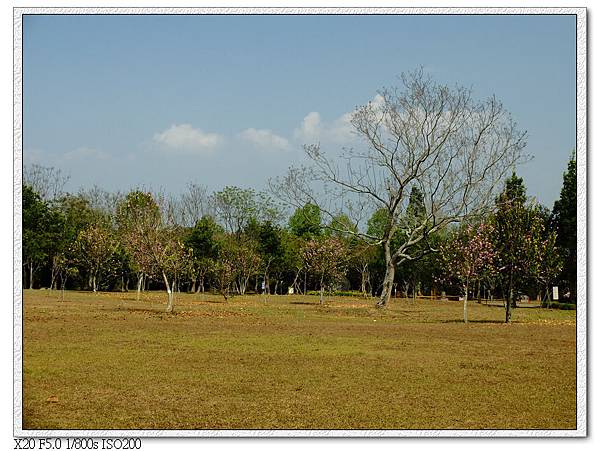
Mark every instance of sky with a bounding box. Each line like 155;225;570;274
22;14;576;207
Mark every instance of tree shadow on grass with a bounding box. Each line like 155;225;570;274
116;306;167;314
440;319;509;324
192;299;227;304
479;302;506;308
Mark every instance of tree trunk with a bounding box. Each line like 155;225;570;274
505;287;513;323
360;265;368;297
29;262;34;289
50;259;58;290
303;272;307;295
136;274;143;301
463;280;469;323
402;281;409;299
412;278;417;303
291;270;300;294
239;276;248;295
162;272;175;313
377;257;396;307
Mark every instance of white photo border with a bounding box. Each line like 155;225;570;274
13;6;587;438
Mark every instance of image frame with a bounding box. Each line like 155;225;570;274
12;6;588;438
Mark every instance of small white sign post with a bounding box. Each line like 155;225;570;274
552;286;559;301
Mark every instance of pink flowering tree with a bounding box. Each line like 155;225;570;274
144;223;190;312
74;224;118;293
529;214;564;307
116;191;161;301
442;223;497;323
117;190;190;312
301;237;348;304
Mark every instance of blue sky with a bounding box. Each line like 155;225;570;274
23;14;576;207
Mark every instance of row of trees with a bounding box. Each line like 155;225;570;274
439;172;569;323
23;161;574;321
22;69;577;322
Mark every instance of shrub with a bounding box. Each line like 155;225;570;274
547;301;576;310
306;290;365;297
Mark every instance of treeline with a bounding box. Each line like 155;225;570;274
22;152;576;313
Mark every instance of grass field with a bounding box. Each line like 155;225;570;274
22;289;576;430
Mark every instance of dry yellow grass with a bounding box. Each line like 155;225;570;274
22;289;576;430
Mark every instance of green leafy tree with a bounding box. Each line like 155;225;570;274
551;151;576;301
325;213;357;238
53;253;78;301
279;230;305;294
23;185;63;289
51;194;99;290
212;186;258;236
492;174;535;323
184;216;222;292
288;203;322;239
212;186;283;237
251;221;286;294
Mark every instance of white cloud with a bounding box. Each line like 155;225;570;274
153;124;222;154
328;111;356;144
293;111;322;143
371;93;385;109
240;128;290;151
63;147;110;161
293;98;385;146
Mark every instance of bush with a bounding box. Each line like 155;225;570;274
547;301;576;310
306;290;365;297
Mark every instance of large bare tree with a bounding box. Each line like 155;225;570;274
273;69;527;307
